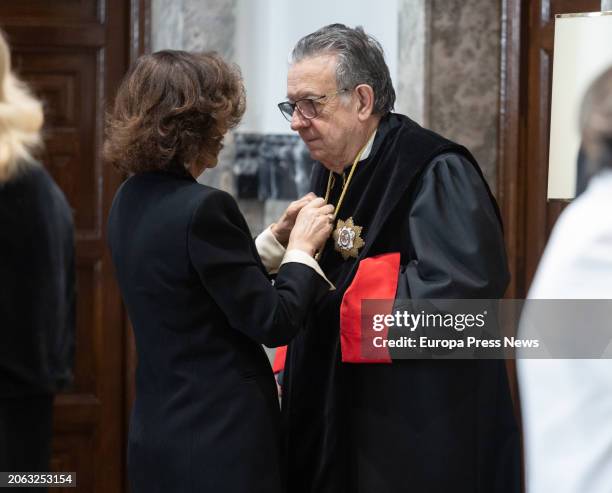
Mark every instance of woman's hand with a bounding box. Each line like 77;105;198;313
287;198;334;257
270;193;317;247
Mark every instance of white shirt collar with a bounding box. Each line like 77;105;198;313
359;129;378;161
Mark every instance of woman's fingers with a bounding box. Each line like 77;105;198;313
271;194;323;246
288;200;335;255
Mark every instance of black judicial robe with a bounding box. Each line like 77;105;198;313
107;171;328;493
281;114;521;493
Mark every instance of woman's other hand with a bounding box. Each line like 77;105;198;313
287;198;334;257
270;193;317;247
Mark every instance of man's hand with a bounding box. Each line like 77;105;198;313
270;193;318;247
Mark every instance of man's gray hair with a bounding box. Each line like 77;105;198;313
580;65;612;174
290;24;395;115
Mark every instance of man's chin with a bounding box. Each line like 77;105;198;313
306;146;325;162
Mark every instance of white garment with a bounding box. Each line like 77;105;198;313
255;226;334;289
518;171;612;493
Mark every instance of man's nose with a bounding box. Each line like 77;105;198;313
290;109;310;131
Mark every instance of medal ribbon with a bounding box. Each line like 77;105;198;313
315;131;376;261
323;131;376;218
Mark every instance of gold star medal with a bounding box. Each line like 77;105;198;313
333;217;364;260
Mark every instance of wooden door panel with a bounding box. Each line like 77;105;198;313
15;50;99;233
1;0;147;491
72;260;100;394
0;1;99;23
551;0;599;14
50;423;95;492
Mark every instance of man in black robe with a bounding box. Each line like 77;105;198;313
275;24;520;492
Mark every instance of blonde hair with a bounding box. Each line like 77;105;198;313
0;30;44;182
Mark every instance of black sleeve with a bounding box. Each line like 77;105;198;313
399;153;509;299
188;189;328;347
53;182;76;391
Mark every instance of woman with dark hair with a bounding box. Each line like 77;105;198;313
0;29;75;479
105;50;333;493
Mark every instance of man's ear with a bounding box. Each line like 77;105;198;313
355;84;375;121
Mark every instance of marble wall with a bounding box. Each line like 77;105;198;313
396;0;430;125
151;0;503;221
152;0;239;198
152;0;236;56
428;0;501;188
365;0;502;190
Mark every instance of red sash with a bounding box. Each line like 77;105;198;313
272;252;400;372
340;253;399;363
272;345;287;374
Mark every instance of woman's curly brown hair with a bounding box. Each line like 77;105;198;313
104;50;245;174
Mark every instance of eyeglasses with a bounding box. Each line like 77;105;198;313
277;89;349;122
